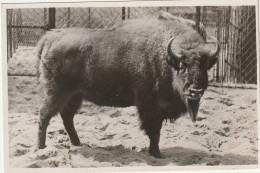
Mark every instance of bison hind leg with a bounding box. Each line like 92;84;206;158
60;92;83;146
38;93;60;149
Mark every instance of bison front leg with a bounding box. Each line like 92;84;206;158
138;108;163;158
148;129;162;158
60;92;83;146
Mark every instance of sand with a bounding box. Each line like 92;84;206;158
7;76;258;168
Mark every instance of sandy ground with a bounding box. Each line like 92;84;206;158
7;76;258;168
8;47;37;76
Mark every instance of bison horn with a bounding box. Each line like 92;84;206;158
167;38;182;60
208;36;220;58
206;36;221;69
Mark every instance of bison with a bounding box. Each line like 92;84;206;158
37;11;220;158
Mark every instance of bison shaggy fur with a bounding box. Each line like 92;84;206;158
37;11;219;158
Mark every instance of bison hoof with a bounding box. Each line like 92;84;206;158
149;148;161;158
37;144;46;149
72;141;81;146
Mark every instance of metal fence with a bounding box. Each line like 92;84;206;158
6;6;257;85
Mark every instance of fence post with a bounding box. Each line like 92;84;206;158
128;7;130;19
216;8;222;82
7;9;13;60
122;7;125;20
17;9;22;44
44;8;48;26
88;8;91;28
196;6;201;33
48;8;56;29
67;7;70;27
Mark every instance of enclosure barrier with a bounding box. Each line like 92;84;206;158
7;6;257;85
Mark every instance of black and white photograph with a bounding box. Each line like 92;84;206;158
1;0;259;172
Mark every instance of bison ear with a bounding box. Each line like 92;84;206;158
166;56;179;70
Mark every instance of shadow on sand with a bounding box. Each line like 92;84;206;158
69;144;257;166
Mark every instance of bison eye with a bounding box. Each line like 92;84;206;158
179;62;186;74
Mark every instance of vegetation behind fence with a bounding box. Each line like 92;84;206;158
6;6;257;84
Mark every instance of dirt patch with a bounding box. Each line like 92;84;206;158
8;76;258;167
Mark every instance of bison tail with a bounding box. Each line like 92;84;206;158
36;35;48;60
36;35;48;83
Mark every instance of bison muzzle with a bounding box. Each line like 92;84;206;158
37;11;220;158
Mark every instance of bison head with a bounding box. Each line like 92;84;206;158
166;33;220;122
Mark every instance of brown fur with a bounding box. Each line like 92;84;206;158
37;12;219;158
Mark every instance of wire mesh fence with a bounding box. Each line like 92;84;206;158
6;6;257;84
204;6;257;84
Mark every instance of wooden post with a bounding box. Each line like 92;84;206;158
67;8;70;27
44;8;47;26
216;9;221;82
88;8;91;28
196;7;201;33
48;8;55;29
128;7;130;19
122;7;125;20
7;9;13;60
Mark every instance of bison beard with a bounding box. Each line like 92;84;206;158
37;11;220;158
187;99;200;123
